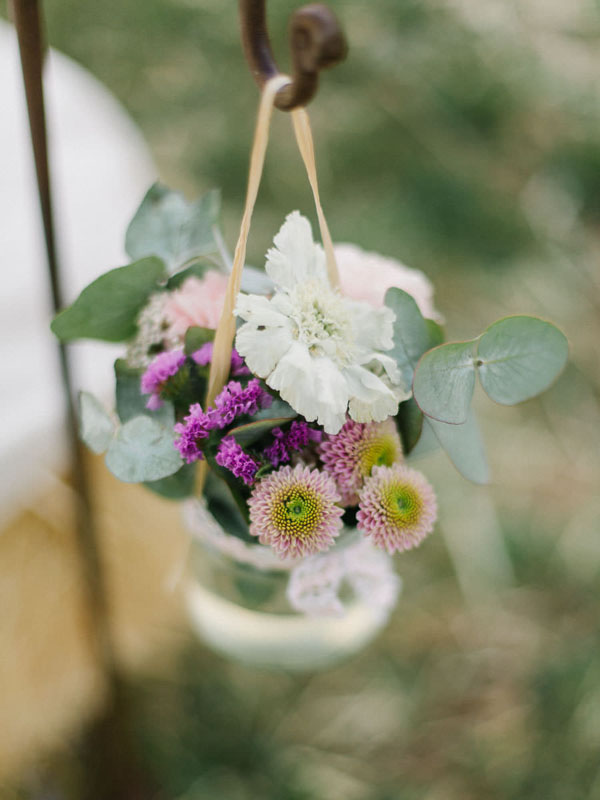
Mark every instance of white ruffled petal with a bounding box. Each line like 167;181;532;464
235;320;294;377
266;344;348;433
311;357;350;433
343;364;401;423
265;212;328;289
363;352;405;389
234;293;289;327
267;341;321;420
348;299;395;353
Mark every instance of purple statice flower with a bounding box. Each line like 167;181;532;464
191;342;213;367
263;421;323;467
263;427;288;467
141;349;186;410
214;379;272;426
174;403;220;463
174;379;272;463
215;437;259;485
191;343;250;377
287;420;322;449
230;349;251;376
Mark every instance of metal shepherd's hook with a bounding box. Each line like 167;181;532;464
239;0;348;110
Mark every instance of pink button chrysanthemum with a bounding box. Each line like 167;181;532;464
319;418;403;506
357;465;437;554
248;465;343;559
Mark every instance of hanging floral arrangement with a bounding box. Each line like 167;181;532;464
50;40;568;659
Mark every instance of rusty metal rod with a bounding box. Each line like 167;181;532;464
239;0;347;110
12;0;116;691
11;4;159;797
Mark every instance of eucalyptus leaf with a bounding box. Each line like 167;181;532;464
407;419;440;460
166;262;211;289
476;316;568;405
229;417;297;448
125;183;221;272
184;326;215;355
51;257;167;342
425;318;445;349
114;359;175;426
204;471;252;542
204;461;252;528
385;287;431;387
105;415;182;483
396;397;424;455
426;410;489;484
79;392;116;454
253;399;296;421
144;463;196;499
413;340;477;424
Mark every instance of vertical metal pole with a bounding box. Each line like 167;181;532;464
11;3;156;798
11;0;116;700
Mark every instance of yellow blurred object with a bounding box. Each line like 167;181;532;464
0;453;188;783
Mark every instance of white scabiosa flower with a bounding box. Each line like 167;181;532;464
234;212;409;434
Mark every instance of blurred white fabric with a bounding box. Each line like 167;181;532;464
0;20;156;525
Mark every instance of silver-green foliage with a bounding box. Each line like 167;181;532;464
78;391;183;484
413;316;568;424
125;183;220;272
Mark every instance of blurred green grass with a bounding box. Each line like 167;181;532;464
6;0;600;797
39;0;598;271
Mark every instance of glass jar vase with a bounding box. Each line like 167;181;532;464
183;500;401;671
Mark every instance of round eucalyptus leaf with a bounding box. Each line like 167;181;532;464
144;463;196;499
426;410;489;485
477;316;568;405
114;359;175;426
105;415;182;483
413;340;477;424
125;183;220;272
50;257;167;342
79;392;116;454
385;287;431;387
396;397;424;455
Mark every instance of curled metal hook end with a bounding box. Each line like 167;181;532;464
240;0;348;111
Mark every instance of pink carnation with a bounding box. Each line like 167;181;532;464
334;243;442;321
164;271;229;338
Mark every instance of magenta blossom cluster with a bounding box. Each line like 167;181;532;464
141;346;249;411
141;349;186;410
174;378;272;463
263;421;323;467
192;342;249;376
216;437;260;485
214;380;272;426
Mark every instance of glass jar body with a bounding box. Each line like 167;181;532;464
184;501;401;671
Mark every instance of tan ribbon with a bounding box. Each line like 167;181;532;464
291;107;339;288
198;77;340;493
205;74;291;408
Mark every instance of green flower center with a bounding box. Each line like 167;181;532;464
381;483;422;527
273;487;322;538
358;436;398;477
